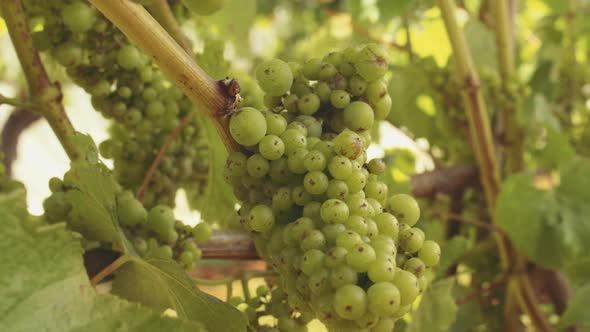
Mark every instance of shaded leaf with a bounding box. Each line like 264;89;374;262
496;158;590;269
464;20;498;71
0;197;202;332
407;278;458;332
558;284;590;331
112;257;246;332
437;236;469;278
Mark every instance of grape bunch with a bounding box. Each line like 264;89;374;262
43;174;212;271
225;45;441;331
230;285;312;332
24;0;209;208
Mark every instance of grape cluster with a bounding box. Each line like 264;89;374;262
43;175;212;270
24;0;208;208
231;285;312;332
225;45;441;331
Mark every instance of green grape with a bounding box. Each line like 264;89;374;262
368;258;396;282
353;44;389;82
373;212;399;239
48;177;63;193
301;249;325;275
346;242;376;272
399;227;425;254
315;81;332;103
367;282;401;317
287;148;309;174
365;80;388;105
301;229;326;251
192;222;212;243
292;185;312;206
404;257;426;277
265;112;288;135
297;93;321;115
392;269;420;305
364;180;388;204
388;194;420;226
246;153;270;178
319;62;338;80
304;150;327;172
229;107;267;146
303;58;322;80
147;205;175;236
333;130;363;159
272;187;294;211
295;115;323;138
346;169;367;193
392;303;412;319
367;159;386;175
304;171;329;195
309;269;330;294
373;94;392;120
181;0;224;15
326;179;349;200
320;199;349;224
248;204;275;232
349;75;368;96
179;250;194;266
330;90;351;109
290;217;314;242
61;1;96;33
258;135;285;160
333;284;367;320
287;121;308;136
343;101;374;132
280;129;307;156
322;224;346;244
54;43;82;66
116;191;147;226
256;59;293;96
418;240;441;267
133;237;148;254
152;244;173;260
283;94;299;112
325;246;348;267
336;230;363;250
117;45;144;70
330;265;358;288
370;318;395;332
328;156;353;180
344;215;368;236
418;274;429;292
225;152;247;176
347;196;373;218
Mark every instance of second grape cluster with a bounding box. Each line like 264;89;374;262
225;44;441;331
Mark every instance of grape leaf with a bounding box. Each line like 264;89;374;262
496;158;590;269
0;195;203;332
111;257;246;332
194;115;237;224
205;0;256;54
406;278;458;332
61;135;132;252
558;283;590;331
564;255;590;286
437;236;469;278
464;20;498;71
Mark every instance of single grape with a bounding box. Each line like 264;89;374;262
392;269;420;305
326;179;349;200
117;45;144;70
61;1;96;33
404;257;426;277
246;153;270;178
333;284;367;320
373;212;399;239
388;194;420;226
265;112;288;135
280;129;307;156
418;240;441;267
303;58;322;80
304;171;329;195
368;258;396;282
229;107;267;146
297;93;321;115
258;135;285;160
343;101;374;132
367;282;401;317
116;192;147;226
354;44;389;82
256;59;293;96
328;156;353;180
333;130;363;159
192;222;212;243
346;242;376;272
301;249;325;275
248;204;275;232
336;230;363;251
320;199;350;224
325;246;348;267
371;318;395;332
147;205;175;236
304;150;327;171
399;227;425;254
349;75;368;96
330;265;358;288
330;90;351;109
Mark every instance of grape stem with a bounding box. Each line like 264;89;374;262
90;254;131;286
146;0;192;54
0;94;40;111
88;0;240;152
136;111;195;201
436;211;508;237
438;1;553;331
1;0;81;161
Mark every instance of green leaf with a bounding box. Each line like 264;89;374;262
437;236;469;277
496;158;590;269
111;257;246;332
407;278;458;332
558;283;590;330
205;0;256;54
193;115;237;224
564;255;590;286
61;134;132;252
195;37;230;80
464;20;498;71
0;198;203;332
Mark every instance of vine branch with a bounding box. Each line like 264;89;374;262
492;0;523;174
146;0;192;54
88;0;240;152
1;0;80;161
